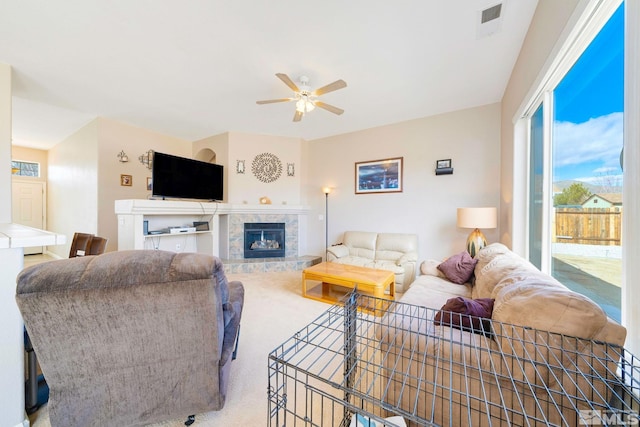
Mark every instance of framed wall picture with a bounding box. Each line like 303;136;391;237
436;159;451;169
435;158;454;175
120;174;132;186
355;157;403;194
146;177;152;191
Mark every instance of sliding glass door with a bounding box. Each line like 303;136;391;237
528;3;624;321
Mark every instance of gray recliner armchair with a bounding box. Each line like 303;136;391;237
16;250;244;427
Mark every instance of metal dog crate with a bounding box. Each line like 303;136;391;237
268;292;640;427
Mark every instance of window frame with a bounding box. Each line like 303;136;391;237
11;160;40;178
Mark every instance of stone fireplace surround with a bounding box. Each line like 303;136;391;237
220;206;321;272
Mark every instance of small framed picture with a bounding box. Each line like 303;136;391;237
146;177;153;191
120;174;132;186
436;159;452;169
355;157;403;194
435;158;454;175
236;160;245;174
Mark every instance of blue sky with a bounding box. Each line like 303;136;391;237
553;3;624;186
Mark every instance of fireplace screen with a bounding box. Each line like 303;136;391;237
244;223;285;258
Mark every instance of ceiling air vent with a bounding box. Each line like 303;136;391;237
477;2;504;39
481;4;502;24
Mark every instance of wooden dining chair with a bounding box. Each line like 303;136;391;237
68;232;108;257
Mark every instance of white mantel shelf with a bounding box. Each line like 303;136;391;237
115;199;311;216
0;223;66;248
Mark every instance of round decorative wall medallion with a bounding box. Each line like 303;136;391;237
251;153;283;183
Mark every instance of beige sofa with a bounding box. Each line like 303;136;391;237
380;243;627;426
326;231;418;292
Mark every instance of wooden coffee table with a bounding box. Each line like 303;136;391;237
302;262;395;310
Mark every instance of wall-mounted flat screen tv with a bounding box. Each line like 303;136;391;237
152;152;224;201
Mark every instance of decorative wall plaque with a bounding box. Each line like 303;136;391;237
251;153;283;183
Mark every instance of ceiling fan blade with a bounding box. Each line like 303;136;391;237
293;110;303;122
256;98;294;104
276;73;300;93
315;101;344;115
312;79;347;96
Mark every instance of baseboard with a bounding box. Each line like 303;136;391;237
43;249;64;260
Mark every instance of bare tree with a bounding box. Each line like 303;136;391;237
594;168;622;193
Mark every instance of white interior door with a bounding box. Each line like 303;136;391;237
12;180;46;255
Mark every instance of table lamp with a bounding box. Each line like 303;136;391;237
456;207;497;257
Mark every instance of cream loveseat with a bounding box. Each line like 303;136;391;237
326;231;418;292
379;243;628;426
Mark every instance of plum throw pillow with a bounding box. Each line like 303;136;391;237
434;297;495;336
437;251;478;284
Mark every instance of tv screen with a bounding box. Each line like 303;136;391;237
152;152;224;201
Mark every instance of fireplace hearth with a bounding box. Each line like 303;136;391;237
244;223;285;258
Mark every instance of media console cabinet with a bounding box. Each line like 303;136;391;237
115;199;310;258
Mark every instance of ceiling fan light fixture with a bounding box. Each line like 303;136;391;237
295;96;315;113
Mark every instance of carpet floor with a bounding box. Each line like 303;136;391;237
29;271;331;427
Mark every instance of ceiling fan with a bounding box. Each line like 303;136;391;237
256;73;347;122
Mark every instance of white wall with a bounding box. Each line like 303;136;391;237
97;117;191;251
193;132;229;201
0;63;10;224
622;0;640;364
228;132;302;205
47;119;99;257
47;117;192;255
0;61;28;427
193;131;304;206
306;103;502;262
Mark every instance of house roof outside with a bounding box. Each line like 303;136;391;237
582;193;623;206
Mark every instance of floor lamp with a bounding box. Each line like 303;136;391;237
323;187;331;260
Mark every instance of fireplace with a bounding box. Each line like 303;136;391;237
244;223;285;258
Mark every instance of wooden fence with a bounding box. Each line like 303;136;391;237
553;207;622;246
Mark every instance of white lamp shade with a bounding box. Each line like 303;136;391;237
457;207;497;229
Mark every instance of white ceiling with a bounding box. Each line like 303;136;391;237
1;0;538;150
